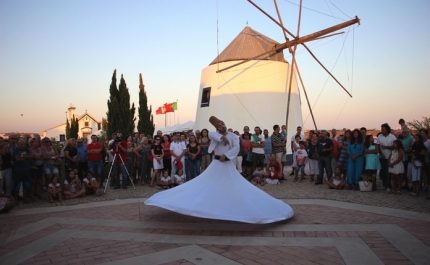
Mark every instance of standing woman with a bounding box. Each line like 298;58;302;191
41;137;60;191
150;136;164;187
187;134;201;180
125;141;135;184
161;134;172;176
307;134;319;183
199;129;211;172
346;129;364;190
409;134;426;190
388;140;404;194
291;135;301;176
337;130;351;176
241;133;253;179
134;137;152;186
29;138;44;201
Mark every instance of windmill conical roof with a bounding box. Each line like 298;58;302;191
210;26;286;65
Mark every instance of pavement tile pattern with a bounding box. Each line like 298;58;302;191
1;168;430;265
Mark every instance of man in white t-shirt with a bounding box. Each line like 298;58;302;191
170;132;186;177
251;126;265;172
376;123;396;192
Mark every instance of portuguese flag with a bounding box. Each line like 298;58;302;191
155;102;177;115
164;102;178;113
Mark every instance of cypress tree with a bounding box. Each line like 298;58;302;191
107;70;120;138
69;115;79;139
65;118;71;139
118;74;136;136
137;73;155;136
106;70;136;137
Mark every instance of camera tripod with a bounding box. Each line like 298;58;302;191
104;152;136;193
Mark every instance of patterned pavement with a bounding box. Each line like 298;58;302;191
1;172;430;265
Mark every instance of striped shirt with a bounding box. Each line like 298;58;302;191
271;133;284;154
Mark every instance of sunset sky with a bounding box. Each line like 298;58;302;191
1;0;429;133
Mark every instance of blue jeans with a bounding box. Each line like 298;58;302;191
188;159;201;180
318;155;332;183
114;163;127;188
88;160;103;179
379;158;391;189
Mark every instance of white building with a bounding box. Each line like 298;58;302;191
41;104;102;142
194;26;303;153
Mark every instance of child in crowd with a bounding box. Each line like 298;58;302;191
294;141;308;181
83;171;103;196
388;140;404;195
251;163;265;186
409;152;422;197
158;170;172;189
173;169;186;187
327;167;345;190
265;166;280;185
48;175;62;203
364;135;381;176
63;171;86;199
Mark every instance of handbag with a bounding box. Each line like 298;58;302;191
246;152;253;162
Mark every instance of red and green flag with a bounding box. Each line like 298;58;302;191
164;102;178;113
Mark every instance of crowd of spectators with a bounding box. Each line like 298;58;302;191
1;117;429;205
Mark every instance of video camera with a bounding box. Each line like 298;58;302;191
114;136;122;143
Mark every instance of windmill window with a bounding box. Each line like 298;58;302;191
85;122;89;127
201;87;211;107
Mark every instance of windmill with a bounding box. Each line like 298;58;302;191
194;0;359;149
219;0;359;131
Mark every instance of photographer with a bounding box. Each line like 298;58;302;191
108;131;128;189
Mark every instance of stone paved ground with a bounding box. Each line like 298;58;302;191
11;172;430;213
1;170;430;265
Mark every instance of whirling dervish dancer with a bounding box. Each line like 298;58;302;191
145;116;294;224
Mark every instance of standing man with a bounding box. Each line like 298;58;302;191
87;134;104;187
251;127;265;173
108;131;128;189
360;127;367;139
271;125;285;163
12;139;33;203
376;123;396;192
281;125;288;165
263;129;272;167
170;132;186;177
75;138;88;182
331;129;339;142
315;130;333;185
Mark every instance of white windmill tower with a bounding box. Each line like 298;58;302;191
194;0;360;153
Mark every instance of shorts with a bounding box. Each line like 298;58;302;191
296;164;305;173
252;153;265;168
44;165;59;175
